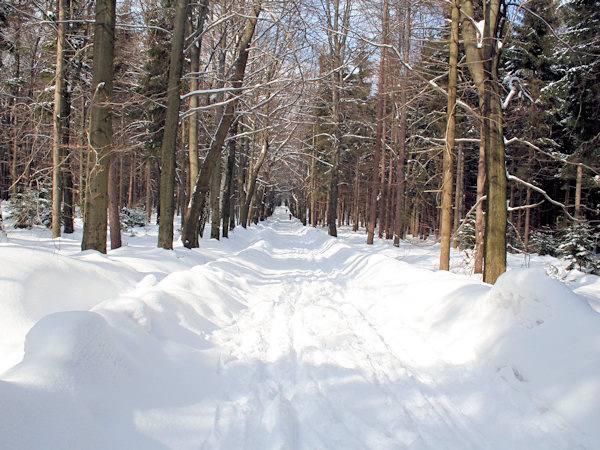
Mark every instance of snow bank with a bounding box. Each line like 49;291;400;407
488;269;600;438
0;207;598;448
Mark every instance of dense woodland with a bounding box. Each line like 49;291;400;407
0;0;598;283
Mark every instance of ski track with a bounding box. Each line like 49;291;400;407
194;211;582;449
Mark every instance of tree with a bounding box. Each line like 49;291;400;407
182;3;262;249
439;0;460;270
367;0;389;245
324;0;352;237
51;0;70;238
81;0;116;253
157;0;189;249
461;0;508;283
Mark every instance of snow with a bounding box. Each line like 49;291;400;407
1;206;599;449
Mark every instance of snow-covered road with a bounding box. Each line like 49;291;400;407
1;207;599;448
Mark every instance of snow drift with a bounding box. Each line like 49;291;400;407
0;207;599;448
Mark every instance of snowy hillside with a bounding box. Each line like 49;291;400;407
1;206;599;449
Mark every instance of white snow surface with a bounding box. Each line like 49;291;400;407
1;206;599;449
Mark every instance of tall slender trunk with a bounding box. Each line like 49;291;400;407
145;159;153;222
108;152;121;249
574;163;583;218
209;154;221;239
483;74;507;283
393;1;410;247
222;120;238;237
328;67;342;237
462;0;506;282
81;0;116;253
62;158;74;234
128;151;135;206
474;137;486;273
367;0;388;244
240;139;268;227
310;127;318;227
439;0;459;270
524;186;531;252
52;0;70;238
452;143;464;248
157;0;189;249
353;153;360;232
188;0;208;197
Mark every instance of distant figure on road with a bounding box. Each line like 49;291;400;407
289;214;292;220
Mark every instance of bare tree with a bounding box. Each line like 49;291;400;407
157;0;189;249
81;0;116;253
439;0;460;270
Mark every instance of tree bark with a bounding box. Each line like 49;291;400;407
574;163;582;218
108;152;121;249
439;0;460;270
474;137;486;273
145;158;153;222
81;0;116;253
222;120;238;237
367;0;389;244
240;139;268;227
481;0;507;284
52;0;70;238
524;186;531;252
452;143;464;248
188;0;209;198
209;153;221;239
393;2;410;247
461;0;507;283
157;0;189;249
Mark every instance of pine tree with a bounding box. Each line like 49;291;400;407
559;0;600;164
557;221;599;272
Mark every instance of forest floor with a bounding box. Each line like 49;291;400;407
1;206;599;449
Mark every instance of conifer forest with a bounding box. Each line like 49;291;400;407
1;0;599;283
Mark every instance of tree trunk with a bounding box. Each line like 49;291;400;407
209;153;221;239
62;158;74;234
108;152;121;249
462;0;507;283
452;143;464;248
439;0;459;270
483;76;507;283
310;128;318;227
145;159;153;222
353;153;360;232
524;186;531;252
474;137;486;273
367;0;388;244
52;0;70;238
157;0;189;249
393;2;410;247
574;163;583;218
81;0;116;253
128;151;135;207
240;139;268;227
182;4;262;248
188;0;209;198
222;120;238;238
481;0;507;284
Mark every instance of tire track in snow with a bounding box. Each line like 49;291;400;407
201;212;580;449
